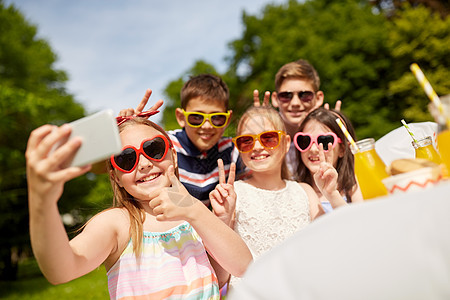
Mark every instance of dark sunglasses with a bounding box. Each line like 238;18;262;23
182;110;231;128
232;130;286;153
277;91;315;103
111;135;172;173
294;132;342;152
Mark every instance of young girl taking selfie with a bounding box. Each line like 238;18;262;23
26;116;252;299
294;108;363;212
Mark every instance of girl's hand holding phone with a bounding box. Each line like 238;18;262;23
26;124;91;206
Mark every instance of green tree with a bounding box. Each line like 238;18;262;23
224;0;395;139
163;0;449;140
0;1;111;280
386;3;450;121
0;1;68;97
370;0;449;18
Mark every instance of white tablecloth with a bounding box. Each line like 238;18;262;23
229;182;450;300
375;122;438;166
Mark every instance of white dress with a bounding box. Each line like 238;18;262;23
230;180;311;286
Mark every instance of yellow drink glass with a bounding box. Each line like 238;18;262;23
429;95;450;178
437;129;450;174
353;138;389;200
412;136;442;165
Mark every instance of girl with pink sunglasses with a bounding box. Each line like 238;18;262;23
294;108;363;212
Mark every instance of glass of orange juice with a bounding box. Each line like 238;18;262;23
352;138;389;200
437;129;450;174
412;136;442;165
429;95;450;176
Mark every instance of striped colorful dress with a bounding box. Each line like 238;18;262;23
107;222;220;300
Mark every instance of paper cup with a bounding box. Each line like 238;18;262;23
382;166;442;195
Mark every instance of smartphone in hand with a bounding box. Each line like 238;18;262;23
67;109;122;167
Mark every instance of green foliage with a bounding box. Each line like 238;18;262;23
0;2;111;280
386;3;450;122
0;257;109;299
163;0;449;141
0;85;89;280
0;1;68;96
226;0;396;139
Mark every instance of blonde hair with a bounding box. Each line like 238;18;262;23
237;106;291;180
107;118;178;258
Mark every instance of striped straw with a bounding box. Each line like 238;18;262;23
400;119;418;143
410;63;446;118
335;118;358;153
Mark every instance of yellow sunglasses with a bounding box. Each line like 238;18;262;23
182;110;231;128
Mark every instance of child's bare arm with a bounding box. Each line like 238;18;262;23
26;125;117;284
149;166;252;277
300;183;325;221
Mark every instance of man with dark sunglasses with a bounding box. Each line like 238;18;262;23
254;59;338;175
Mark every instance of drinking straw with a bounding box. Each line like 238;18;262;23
410;63;447;124
400;119;418;143
335;118;358;153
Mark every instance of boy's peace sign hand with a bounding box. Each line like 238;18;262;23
149;165;198;221
253;89;271;107
210;159;236;227
118;88;164;118
313;143;339;200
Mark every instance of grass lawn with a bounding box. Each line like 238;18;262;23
0;258;110;299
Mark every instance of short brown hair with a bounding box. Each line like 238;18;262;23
274;59;321;92
180;74;229;109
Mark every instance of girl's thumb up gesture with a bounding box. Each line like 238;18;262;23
148;165;198;221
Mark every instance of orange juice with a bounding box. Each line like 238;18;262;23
353;138;389;200
413;136;442;165
437;129;450;174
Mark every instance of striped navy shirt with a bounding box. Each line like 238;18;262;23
168;129;248;206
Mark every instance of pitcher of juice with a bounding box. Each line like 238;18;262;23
428;96;450;177
412;136;442;165
437;124;450;177
352;138;389;200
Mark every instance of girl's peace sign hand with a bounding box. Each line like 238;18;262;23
209;159;236;227
313;143;339;200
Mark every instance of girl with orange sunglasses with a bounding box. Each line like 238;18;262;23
210;106;351;291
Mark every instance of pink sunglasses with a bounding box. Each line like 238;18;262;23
294;132;342;152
